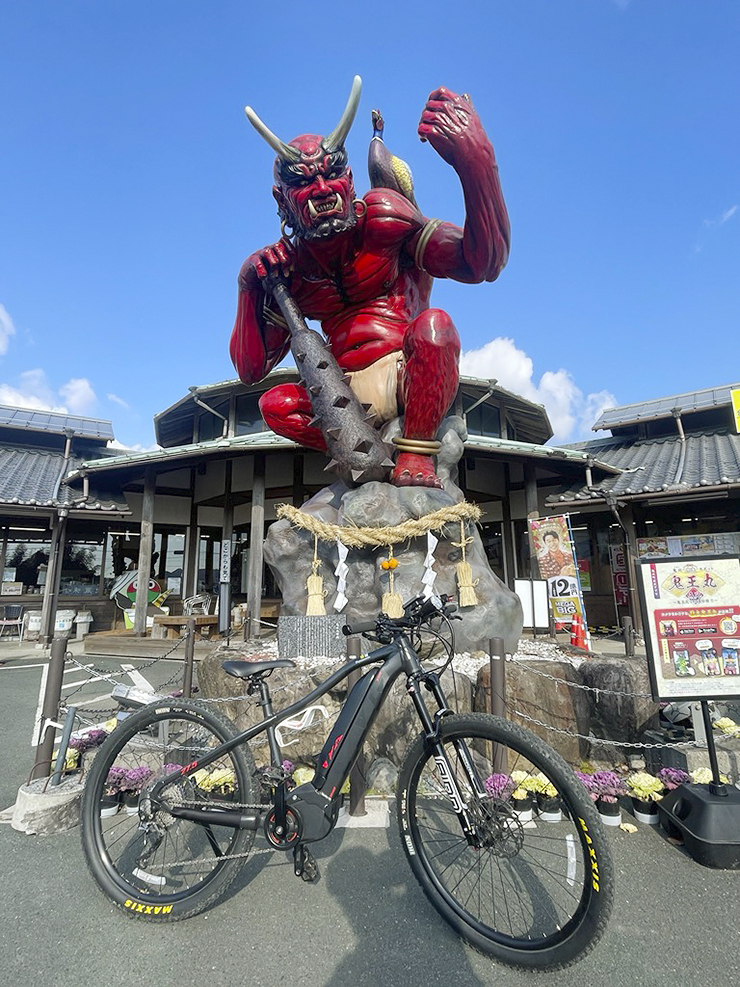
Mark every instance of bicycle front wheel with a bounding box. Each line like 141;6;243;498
397;713;613;969
81;699;257;921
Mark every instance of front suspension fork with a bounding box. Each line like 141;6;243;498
405;672;486;844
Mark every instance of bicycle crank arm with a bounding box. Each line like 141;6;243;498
168;805;261;831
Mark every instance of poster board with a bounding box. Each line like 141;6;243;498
514;579;549;631
636;554;740;701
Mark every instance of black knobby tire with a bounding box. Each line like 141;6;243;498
81;699;257;921
397;713;614;969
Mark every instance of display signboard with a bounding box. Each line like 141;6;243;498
528;515;585;626
636;554;740;701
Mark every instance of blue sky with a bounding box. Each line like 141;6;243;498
1;1;737;448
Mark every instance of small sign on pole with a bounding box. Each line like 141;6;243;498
731;387;740;434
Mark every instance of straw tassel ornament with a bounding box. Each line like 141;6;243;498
380;546;404;618
305;534;326;616
453;521;478;607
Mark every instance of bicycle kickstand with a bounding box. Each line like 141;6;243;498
293;843;320;883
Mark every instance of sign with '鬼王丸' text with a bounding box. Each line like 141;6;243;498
636;555;740;701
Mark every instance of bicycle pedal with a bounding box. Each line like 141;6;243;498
293;845;320;882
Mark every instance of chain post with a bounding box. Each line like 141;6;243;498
489;637;507;774
31;635;68;780
182;619;196;698
622;616;636;658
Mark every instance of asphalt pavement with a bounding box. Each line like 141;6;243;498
1;640;739;987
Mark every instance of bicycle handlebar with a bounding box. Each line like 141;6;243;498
342;595;456;638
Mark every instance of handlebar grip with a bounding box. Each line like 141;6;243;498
342;620;377;637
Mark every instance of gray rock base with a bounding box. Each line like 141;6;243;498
263;418;523;655
11;776;83;835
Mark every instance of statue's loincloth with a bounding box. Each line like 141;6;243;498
345;350;403;424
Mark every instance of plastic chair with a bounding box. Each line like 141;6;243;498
0;605;24;643
183;594;212;616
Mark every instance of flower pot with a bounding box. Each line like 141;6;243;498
512;794;535;822
537;793;563;822
123;791;140;815
100;792;121;817
632;797;659;825
597;797;622;827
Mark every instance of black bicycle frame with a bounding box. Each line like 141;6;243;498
159;633;481;843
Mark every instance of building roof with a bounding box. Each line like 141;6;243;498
592;383;739;432
64;431;295;482
548;428;740;506
64;427;620;490
0;405;115;442
0;445;129;513
153;371;555;448
464;434;620;474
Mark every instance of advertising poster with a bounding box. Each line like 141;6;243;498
637;555;740;701
528;515;584;625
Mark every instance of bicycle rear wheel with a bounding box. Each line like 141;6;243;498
81;699;257;920
397;713;613;969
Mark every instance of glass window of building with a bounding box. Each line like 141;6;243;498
465;401;501;437
235;393;266;436
60;527;105;596
197;399;230;442
2;525;52;595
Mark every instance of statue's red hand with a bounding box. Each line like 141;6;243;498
238;238;294;291
417;87;483;166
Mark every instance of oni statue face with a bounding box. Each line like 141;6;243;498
273;136;357;241
244;76;363;243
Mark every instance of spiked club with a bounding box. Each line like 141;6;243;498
262;273;394;486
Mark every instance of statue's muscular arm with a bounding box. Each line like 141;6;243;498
229;242;293;385
408;87;510;284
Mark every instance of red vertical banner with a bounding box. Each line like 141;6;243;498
609;545;629;607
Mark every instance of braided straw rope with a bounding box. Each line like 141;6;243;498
276;501;482;548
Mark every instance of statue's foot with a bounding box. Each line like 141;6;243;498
390;453;443;488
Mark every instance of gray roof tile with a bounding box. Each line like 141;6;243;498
549;429;740;504
0;446;128;512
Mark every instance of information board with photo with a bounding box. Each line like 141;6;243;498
636;555;740;701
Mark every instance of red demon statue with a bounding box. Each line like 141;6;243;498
229;77;510;488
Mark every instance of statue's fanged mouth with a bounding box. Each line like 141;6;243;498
308;193;343;219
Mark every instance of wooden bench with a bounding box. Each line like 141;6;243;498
151;614;220;641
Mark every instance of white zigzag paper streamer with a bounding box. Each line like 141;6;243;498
422;531;438;599
333;539;349;612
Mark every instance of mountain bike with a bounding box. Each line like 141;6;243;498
80;595;614;969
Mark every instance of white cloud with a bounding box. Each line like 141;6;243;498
109;438;159;453
107;393;130;409
702;204;738;229
0;369;98;417
59;377;97;414
0;303;17;356
459;337;616;443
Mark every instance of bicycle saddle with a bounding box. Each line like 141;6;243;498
222;659;296;679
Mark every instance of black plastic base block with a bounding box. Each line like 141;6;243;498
643;729;690;774
658;783;740;869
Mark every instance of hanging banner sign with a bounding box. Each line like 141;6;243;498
610;545;629;607
636;554;740;701
528;515;586;626
220;541;232;584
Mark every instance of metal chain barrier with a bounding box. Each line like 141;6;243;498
509;656;656;701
